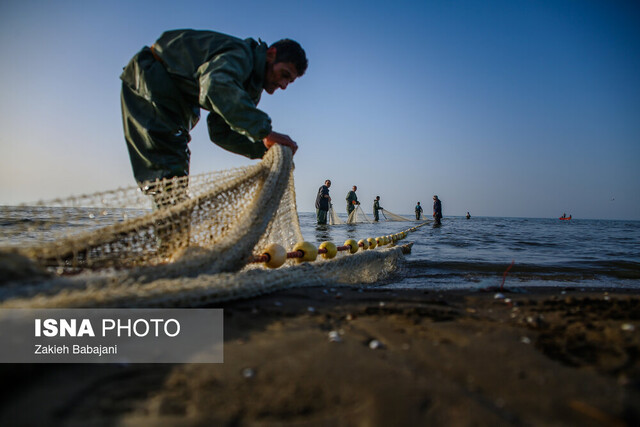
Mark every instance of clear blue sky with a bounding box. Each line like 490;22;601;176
1;0;639;219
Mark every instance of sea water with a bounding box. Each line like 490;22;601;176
298;212;640;291
1;207;639;291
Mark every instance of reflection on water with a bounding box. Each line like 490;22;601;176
314;224;332;243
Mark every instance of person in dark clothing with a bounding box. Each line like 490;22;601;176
346;185;360;216
415;202;423;220
315;180;332;225
373;196;383;222
433;195;443;225
120;29;308;207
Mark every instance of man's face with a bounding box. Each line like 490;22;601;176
353;186;357;191
326;180;331;187
264;48;298;94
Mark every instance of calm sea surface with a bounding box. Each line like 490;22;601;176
299;212;640;291
1;207;639;291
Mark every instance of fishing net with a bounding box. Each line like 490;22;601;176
328;204;344;225
347;205;372;224
1;145;301;275
0;245;411;308
346;206;411;224
381;209;411;222
0;145;421;308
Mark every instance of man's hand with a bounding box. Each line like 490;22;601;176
263;131;298;155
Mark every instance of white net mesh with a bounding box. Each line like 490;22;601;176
346;206;411;224
328;204;344;225
0;145;422;308
347;205;372;224
381;209;412;222
0;245;411;308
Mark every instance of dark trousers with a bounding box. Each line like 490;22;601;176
120;47;199;187
316;209;328;225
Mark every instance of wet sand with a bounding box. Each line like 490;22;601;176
1;285;639;426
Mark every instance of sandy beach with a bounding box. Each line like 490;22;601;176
1;285;638;426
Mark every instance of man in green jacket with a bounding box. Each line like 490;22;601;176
345;185;360;216
120;29;307;207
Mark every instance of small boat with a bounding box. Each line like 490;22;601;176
559;215;572;220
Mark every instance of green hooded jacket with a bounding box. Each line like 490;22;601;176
121;29;271;160
346;190;358;213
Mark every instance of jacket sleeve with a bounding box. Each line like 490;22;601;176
207;112;268;159
197;46;272;142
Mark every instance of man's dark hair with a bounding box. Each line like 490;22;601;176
270;39;308;76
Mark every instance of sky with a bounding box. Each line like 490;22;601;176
0;0;639;220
